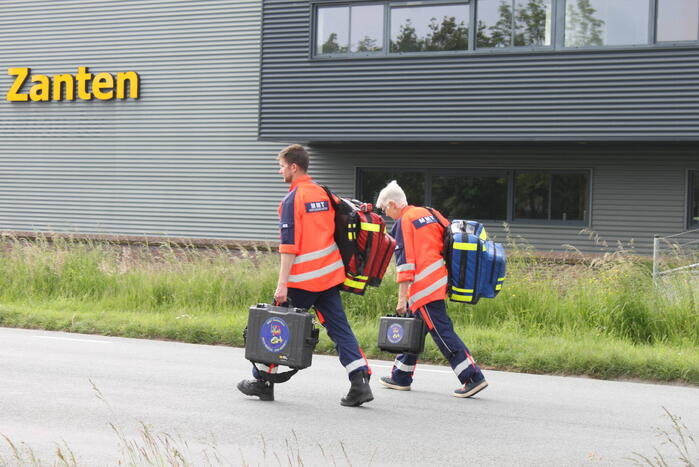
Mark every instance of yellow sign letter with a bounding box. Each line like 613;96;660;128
29;74;50;102
6;67;30;102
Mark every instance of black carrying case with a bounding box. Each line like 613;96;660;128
377;315;426;354
244;302;319;369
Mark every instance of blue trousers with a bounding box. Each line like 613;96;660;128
390;299;484;386
253;286;370;381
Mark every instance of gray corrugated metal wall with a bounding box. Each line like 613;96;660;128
309;142;699;254
259;0;699;141
0;0;293;241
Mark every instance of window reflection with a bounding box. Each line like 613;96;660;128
551;174;587;221
657;0;699;42
565;0;649;47
317;6;349;54
514;0;552;46
477;0;552;48
360;170;425;209
351;4;384;52
432;174;507;219
515;173;549;219
515;172;588;221
359;168;589;223
390;4;469;52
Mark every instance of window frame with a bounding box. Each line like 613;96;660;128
388;0;473;55
310;0;699;60
355;166;591;226
654;0;699;44
475;0;556;50
512;169;591;226
312;2;388;58
689;169;699;228
561;0;656;50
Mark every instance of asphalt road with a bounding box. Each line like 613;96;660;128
1;326;698;466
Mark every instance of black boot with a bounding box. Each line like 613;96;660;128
340;371;373;407
237;379;274;401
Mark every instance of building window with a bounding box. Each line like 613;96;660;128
564;0;650;47
657;0;699;42
432;173;507;219
690;171;699;227
313;0;699;58
390;3;470;53
357;168;589;224
476;0;553;48
514;171;588;221
316;4;384;55
359;169;425;212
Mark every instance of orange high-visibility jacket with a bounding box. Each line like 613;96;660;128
391;205;449;310
279;174;345;291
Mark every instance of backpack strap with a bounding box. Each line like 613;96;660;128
425;207;454;296
425;206;450;255
425;207;448;229
358;211;373;275
320;184;339;209
322;184;361;265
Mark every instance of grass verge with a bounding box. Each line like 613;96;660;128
0;233;698;385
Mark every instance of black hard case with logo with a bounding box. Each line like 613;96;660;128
245;303;318;369
377;315;427;354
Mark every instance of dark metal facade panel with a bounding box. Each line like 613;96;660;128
259;0;699;142
307;142;699;254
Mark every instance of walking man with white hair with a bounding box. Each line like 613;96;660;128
376;180;488;398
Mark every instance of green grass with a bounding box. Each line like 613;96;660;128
1;233;698;385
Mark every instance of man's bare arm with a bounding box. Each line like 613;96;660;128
274;252;296;304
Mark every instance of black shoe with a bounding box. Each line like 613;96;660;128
237;379;274;401
340;371;374;407
379;376;411;391
453;378;488;398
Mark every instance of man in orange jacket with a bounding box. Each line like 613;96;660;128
237;144;373;406
376;180;488;398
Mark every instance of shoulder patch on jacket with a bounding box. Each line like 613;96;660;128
412;215;438;229
305;201;329;213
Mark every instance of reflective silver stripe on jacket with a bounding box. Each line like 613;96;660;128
396;263;416;272
293;244;338;265
413;258;445;283
394;360;416;373
345;358;366;374
288;259;344;282
453;359;472;377
408;275;448;307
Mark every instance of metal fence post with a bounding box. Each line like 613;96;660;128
652;235;659;283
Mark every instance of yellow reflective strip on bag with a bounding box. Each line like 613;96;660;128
451;286;473;293
453;242;477;251
360;222;380;232
343;278;366;289
497;277;505;282
451;294;472;302
479;229;487;241
495;285;502;290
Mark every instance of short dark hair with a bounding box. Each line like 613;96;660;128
278;144;309;172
